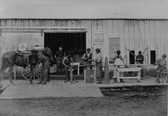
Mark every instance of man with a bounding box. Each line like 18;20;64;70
114;50;124;66
28;49;38;84
82;48;93;69
62;55;73;82
113;50;125;82
55;47;64;75
37;51;50;85
136;51;144;64
156;54;167;83
135;51;145;78
94;48;103;84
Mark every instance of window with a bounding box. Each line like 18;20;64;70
150;50;156;64
129;50;135;64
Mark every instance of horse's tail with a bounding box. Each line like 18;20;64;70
0;54;6;71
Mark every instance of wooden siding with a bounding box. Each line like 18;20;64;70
0;19;168;65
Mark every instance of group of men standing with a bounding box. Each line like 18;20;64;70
53;47;104;84
82;48;103;84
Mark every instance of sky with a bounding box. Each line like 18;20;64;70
0;0;168;19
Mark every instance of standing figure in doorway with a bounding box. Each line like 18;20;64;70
136;51;144;64
55;47;64;75
62;55;73;82
82;48;93;69
135;51;145;78
94;48;103;84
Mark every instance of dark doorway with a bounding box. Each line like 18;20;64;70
44;32;86;62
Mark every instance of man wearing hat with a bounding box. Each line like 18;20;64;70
28;49;38;84
82;48;93;69
94;48;103;84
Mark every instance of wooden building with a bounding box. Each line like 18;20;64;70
0;18;168;67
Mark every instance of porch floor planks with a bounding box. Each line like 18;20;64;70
0;76;167;99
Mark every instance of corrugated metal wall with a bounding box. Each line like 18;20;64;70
0;19;168;65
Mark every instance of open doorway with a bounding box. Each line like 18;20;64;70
44;32;86;62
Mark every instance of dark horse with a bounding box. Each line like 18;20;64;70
0;51;30;87
0;47;53;87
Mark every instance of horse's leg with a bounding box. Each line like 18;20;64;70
8;66;14;84
47;66;50;82
29;65;36;84
0;66;8;88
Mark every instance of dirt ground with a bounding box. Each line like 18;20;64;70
0;88;167;116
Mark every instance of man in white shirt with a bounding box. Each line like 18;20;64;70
94;48;103;84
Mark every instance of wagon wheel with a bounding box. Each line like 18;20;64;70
21;64;42;81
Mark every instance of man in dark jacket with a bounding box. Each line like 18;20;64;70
37;51;50;85
29;49;38;84
82;48;93;69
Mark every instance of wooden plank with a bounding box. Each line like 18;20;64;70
118;20;125;58
123;20;130;63
85;20;92;48
98;83;168;88
111;20;119;36
155;21;161;57
165;21;168;55
144;20;150;64
160;21;166;55
139;21;147;63
149;21;155;50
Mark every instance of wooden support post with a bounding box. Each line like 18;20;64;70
68;68;74;82
103;57;110;84
68;68;78;83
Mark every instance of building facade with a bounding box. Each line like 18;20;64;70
0;18;168;66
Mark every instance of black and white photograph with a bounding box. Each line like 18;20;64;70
0;0;167;116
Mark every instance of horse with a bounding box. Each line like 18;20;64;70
0;47;53;87
0;51;30;87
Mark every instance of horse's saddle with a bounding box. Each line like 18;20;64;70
15;52;28;67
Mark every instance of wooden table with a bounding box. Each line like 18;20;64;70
117;67;142;82
71;62;84;75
